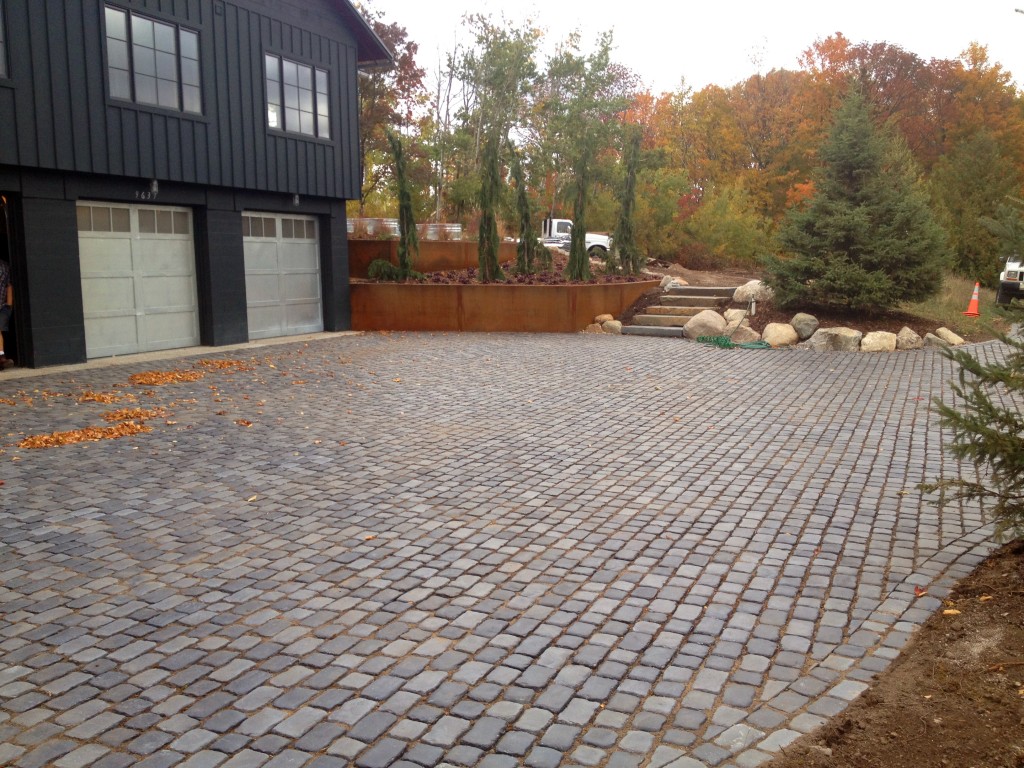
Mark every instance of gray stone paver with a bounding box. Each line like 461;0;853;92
0;332;1012;767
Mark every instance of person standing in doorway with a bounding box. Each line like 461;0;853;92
0;259;12;369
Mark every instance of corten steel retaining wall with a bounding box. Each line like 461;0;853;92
348;239;518;278
350;281;661;333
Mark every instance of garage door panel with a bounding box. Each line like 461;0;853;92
141;311;200;346
84;316;142;358
79;239;133;272
244;212;322;340
81;276;137;313
139;276;200;309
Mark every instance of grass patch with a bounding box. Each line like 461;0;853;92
901;274;1009;342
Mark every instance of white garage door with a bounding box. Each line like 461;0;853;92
243;212;323;340
78;202;200;359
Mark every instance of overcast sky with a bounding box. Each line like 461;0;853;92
373;0;1024;94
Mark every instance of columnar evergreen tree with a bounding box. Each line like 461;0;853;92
386;129;419;279
767;86;950;312
614;125;642;275
509;143;542;275
477;133;504;282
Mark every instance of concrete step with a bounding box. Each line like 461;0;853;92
665;285;739;298
659;295;722;308
645;305;704;317
631;314;691;328
621;325;685;337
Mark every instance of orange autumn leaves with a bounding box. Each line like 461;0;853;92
15;359;259;449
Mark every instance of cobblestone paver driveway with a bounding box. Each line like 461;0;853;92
0;332;1003;768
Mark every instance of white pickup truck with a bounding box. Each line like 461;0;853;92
540;218;611;257
997;256;1022;305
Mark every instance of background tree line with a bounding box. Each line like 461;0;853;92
353;5;1024;291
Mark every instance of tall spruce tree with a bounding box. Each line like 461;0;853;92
477;133;504;282
615;125;642;275
767;87;950;312
386;129;419;279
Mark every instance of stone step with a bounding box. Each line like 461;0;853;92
621;325;685;337
631;314;691;328
665;285;740;298
660;295;722;308
645;305;704;317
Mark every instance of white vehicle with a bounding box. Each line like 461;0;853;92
540;218;611;257
997;256;1022;305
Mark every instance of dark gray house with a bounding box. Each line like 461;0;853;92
0;0;391;367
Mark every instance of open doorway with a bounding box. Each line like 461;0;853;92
1;195;18;366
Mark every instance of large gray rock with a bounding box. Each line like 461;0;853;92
729;325;762;344
923;332;948;348
860;331;897;352
896;326;924;350
682;309;728;339
790;312;820;341
935;327;966;346
806;327;863;352
733;280;774;305
762;323;799;347
659;275;689;290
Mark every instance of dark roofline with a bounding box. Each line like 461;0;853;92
332;0;395;70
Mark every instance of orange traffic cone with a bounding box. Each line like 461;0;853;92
962;282;981;317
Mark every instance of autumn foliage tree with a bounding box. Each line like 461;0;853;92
767;87;950;312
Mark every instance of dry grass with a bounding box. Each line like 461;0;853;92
901;274;1010;341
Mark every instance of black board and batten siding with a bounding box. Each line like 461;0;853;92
0;0;363;199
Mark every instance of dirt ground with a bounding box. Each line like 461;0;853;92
766;540;1024;768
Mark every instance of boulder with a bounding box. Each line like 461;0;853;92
896;326;924;350
860;331;897;352
584;323;604;334
682;309;728;339
923;332;948;348
594;314;614;324
724;309;749;325
601;320;623;334
762;323;799;347
935;327;966;346
729;325;762;344
733;280;774;304
805;327;863;352
659;275;674;290
790;312;820;341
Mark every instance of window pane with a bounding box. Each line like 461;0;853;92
157;78;178;109
135;73;157;105
109;68;131;100
173;211;190;234
181;58;199;87
297;65;312;90
92;206;112;232
267;103;280;129
76;205;92;232
282;60;298;86
316;69;328;95
107;39;129;70
264;218;276;238
285;108;299;132
132;16;154;48
317;114;330;139
282;219;293;239
153;21;176;53
180;30;198;60
134;45;156;76
155;50;176;81
156;210;173;234
305;220;316;239
299;110;313;136
265;54;280;82
138;209;156;233
250;217;262;237
241;216;250;237
283;84;299;110
105;7;127;41
111;207;131;232
183;84;202;114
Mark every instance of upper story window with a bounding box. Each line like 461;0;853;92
0;0;8;78
104;5;201;114
265;54;330;139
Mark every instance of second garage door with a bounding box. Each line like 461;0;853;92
243;212;323;340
